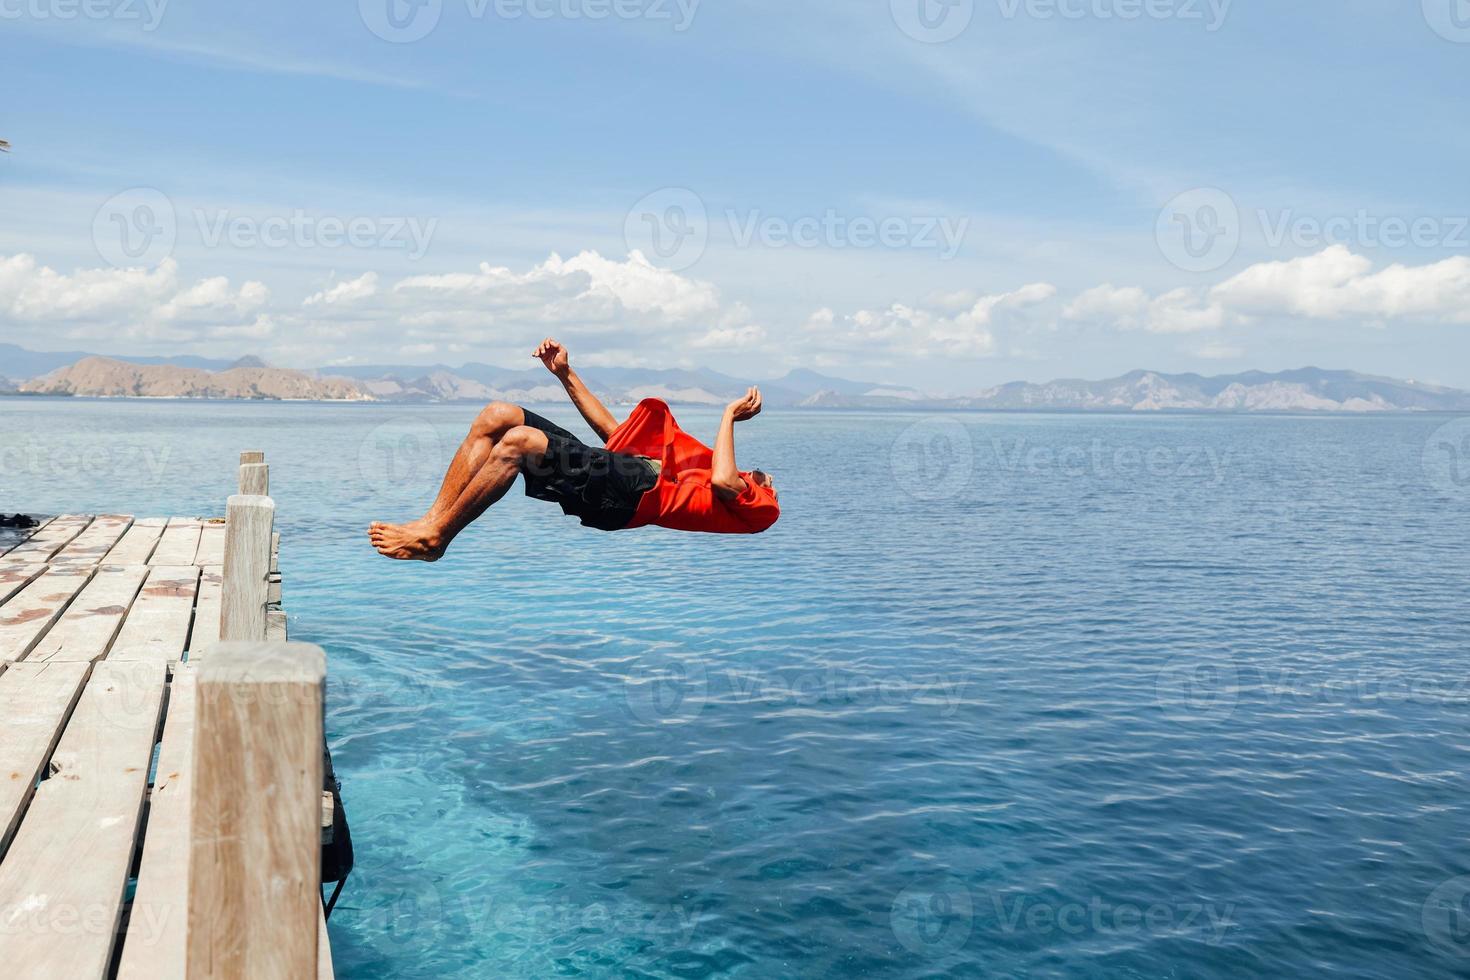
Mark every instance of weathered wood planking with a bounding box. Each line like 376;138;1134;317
0;516;55;557
48;514;133;566
187;566;224;662
115;666;196;980
0;565;96;665
109;565;201;664
103;516;168;565
194;521;226;566
0;661;166;978
25;564;150;665
0;561;46;607
149;518;202;566
0;661;90;853
4;514;92;563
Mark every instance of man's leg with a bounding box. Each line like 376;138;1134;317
423;401;526;521
370;425;549;561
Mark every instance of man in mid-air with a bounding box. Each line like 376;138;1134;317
370;338;780;561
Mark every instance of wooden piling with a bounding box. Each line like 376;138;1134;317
220;495;274;643
186;642;326;980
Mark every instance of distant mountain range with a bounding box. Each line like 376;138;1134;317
2;344;1466;412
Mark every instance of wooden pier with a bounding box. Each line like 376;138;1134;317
0;455;336;979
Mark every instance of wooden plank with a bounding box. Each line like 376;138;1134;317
4;514;92;563
0;561;46;607
0;516;55;558
220;497;274;643
239;451;265;465
25;565;149;664
109;566;201;664
104;517;168;565
150;519;202;567
319;908;334;980
49;513;134;566
187;567;223;663
0;661;91;853
194;522;226;567
0;565;95;665
187;643;325;979
116;667;196;980
0;661;166;978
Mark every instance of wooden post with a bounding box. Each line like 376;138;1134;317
239;451;265;465
186;642;325;980
238;462;269;496
220;495;273;642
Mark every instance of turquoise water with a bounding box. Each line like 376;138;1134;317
3;398;1470;978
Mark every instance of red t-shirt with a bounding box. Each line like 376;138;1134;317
604;399;780;534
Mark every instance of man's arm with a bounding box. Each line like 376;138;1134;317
533;338;619;442
712;387;762;500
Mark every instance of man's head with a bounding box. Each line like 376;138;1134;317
750;469;777;500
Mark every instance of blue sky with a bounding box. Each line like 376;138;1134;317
2;0;1469;389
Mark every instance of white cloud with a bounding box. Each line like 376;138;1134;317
0;254;268;342
1210;245;1470;322
806;283;1056;358
305;272;378;307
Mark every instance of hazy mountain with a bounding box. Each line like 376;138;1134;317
3;345;1466;411
0;343;237;381
21;356;371;401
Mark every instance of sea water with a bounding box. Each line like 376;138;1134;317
2;397;1469;979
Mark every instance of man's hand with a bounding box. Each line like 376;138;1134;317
533;338;571;379
726;386;762;422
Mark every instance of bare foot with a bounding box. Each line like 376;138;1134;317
369;520;446;562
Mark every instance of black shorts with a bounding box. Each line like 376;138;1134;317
518;410;659;531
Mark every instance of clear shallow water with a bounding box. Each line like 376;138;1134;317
3;398;1470;979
